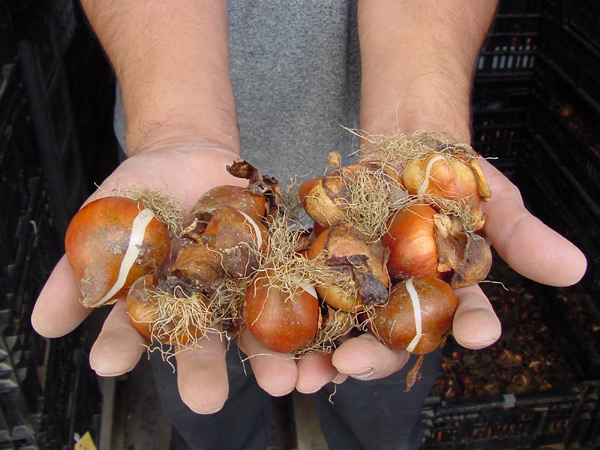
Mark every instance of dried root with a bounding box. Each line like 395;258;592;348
293;308;356;358
356;130;479;165
118;184;185;236
128;278;219;361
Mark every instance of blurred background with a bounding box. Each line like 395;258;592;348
0;0;599;448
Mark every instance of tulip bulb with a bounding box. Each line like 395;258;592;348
243;268;320;353
402;154;490;230
65;197;170;308
370;276;457;354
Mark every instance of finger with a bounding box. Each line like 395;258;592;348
89;300;147;376
452;283;501;349
331;333;410;380
237;329;297;397
296;352;343;394
175;329;229;414
31;255;92;338
480;159;587;286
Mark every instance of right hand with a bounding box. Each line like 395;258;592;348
32;145;246;414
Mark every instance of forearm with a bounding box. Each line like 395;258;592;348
81;0;238;156
358;0;498;142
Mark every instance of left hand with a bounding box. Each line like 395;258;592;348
237;158;587;395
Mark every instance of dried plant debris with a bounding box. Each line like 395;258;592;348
357;130;479;165
119;184;185;236
294;307;356;358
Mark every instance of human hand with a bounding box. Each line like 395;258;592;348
236;157;588;395
31;145;247;414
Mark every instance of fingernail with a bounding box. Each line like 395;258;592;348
348;367;374;379
332;373;348;384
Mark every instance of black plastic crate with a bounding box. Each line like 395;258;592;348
471;79;533;179
421;389;585;449
4;177;47;290
422;380;600;450
497;0;542;15
1;73;45;264
422;256;600;449
522;134;600;292
0;331;100;449
38;335;101;450
567;0;600;49
527;93;600;206
538;18;600;110
476;14;540;78
51;0;77;53
0;64;22;129
0;3;15;66
0;388;36;446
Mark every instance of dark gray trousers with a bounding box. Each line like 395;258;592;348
151;343;440;450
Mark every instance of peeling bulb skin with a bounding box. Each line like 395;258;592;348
402;154;489;230
126;274;157;341
403;154;487;204
298;162;404;228
200;205;268;279
449;233;492;288
192;185;267;222
169;242;225;293
307;224;389;312
65;197;170;308
298;177;347;227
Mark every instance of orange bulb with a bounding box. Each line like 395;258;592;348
243;268;320;353
65;197;170;308
382;204;443;281
370;277;457;354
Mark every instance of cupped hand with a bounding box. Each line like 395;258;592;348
239;157;588;395
31;145;245;414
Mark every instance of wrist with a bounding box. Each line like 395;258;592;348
359;73;473;145
357;0;498;145
125;119;240;158
81;0;239;157
360;78;473;144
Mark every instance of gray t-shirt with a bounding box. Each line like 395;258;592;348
115;0;361;184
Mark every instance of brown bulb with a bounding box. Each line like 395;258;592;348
243;267;320;353
370;277;457;354
65;197;170;308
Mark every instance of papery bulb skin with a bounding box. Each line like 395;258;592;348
201;205;268;278
126;274;157;341
192;185;267;221
299;162;403;228
298;176;347;227
402;155;490;230
169;241;225;295
307;223;389;312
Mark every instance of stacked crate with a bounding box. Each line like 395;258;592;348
1;0;110;448
420;1;600;448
